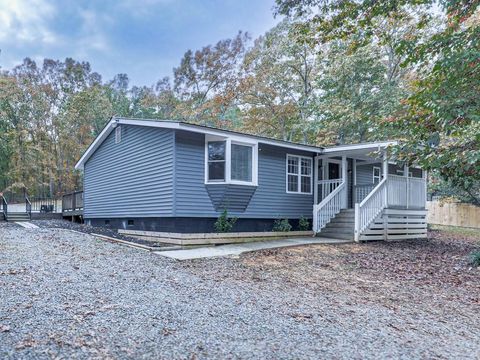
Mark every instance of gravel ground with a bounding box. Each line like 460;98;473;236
0;222;479;359
31;219;171;247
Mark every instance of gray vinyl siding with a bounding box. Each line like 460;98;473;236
84;125;174;218
356;163;379;185
244;144;314;219
174;130;315;219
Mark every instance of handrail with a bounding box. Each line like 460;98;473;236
313;181;346;233
25;195;32;220
1;195;7;221
355;177;388;242
359;177;387;207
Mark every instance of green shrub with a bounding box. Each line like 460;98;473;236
214;209;238;233
272;219;292;232
470;251;480;267
298;216;310;231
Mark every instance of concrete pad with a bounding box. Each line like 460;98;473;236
14;222;40;229
155;237;351;260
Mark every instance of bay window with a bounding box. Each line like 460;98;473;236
206;137;257;185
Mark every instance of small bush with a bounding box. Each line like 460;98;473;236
272;219;292;232
470;251;480;267
214;209;238;233
298;216;310;231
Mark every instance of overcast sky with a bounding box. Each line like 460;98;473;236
0;0;280;86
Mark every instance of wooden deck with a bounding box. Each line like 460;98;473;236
62;191;83;218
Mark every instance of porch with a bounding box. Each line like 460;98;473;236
313;143;427;242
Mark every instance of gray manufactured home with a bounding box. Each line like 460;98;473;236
75;117;428;241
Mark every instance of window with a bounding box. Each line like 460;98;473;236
205;137;257;185
207;141;226;181
373;166;381;183
115;126;122;144
231;143;252;182
286;155;312;194
396;169;413;177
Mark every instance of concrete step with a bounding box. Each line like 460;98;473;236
333;214;355;220
316;232;354;240
320;227;354;236
325;222;354;230
329;218;355;224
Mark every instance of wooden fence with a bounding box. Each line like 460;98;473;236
427;201;480;229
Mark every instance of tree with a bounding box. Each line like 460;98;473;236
173;31;249;126
276;0;480;203
239;19;319;142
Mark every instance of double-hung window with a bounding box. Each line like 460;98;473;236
231;143;253;182
207;141;226;181
206;137;257;185
286;154;312;194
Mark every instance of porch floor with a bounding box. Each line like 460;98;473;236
155;237;351;260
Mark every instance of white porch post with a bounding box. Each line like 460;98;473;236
342;155;347;209
314;156;319;205
383;152;388;206
423;169;428;209
352;158;357;204
404;163;409;209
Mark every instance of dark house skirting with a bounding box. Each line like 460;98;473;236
85;217;311;233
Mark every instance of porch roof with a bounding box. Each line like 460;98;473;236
321;141;397;161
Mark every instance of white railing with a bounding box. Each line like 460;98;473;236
313;181;346;233
409;177;426;208
317;178;342;203
387;174;408;207
387;174;426;209
355;177;387;242
354;184;375;204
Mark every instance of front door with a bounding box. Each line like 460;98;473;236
328;162;341;180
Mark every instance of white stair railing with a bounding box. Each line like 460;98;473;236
354;177;388;242
318;178;342;202
313;181;346;233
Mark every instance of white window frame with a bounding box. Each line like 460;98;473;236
115;126;122;144
373;166;381;183
204;135;258;186
286;154;313;194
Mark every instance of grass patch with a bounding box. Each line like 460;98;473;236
470;251;480;267
429;224;480;239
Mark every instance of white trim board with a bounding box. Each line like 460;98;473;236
75;117;398;170
75;118;324;169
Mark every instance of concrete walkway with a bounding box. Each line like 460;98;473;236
14;222;40;229
155;237;351;260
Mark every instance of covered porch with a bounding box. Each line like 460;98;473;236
313;142;427;242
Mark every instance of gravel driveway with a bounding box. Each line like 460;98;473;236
0;222;479;359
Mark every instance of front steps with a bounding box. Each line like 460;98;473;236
316;209;355;240
6;212;31;222
315;208;428;241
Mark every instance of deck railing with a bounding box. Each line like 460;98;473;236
26;195;31;220
1;195;7;220
354;174;426;241
62;191;84;212
313;181;346;232
387;174;425;209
